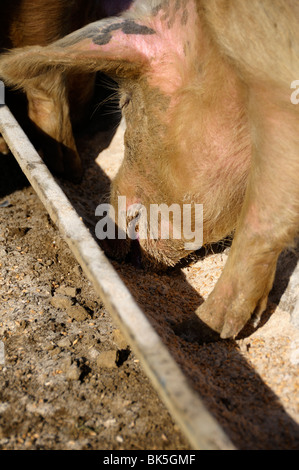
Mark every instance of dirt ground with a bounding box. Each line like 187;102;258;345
0;111;299;450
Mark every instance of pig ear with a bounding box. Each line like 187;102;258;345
0;17;157;85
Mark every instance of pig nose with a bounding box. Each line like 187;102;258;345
101;223;142;268
126;204;143;267
126;203;143;238
126;203;142;220
100;202;143;263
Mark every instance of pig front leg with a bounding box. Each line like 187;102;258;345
192;87;299;341
25;70;83;181
195;234;279;340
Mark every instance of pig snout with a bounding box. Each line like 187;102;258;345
102;192;198;271
98;194;141;266
99;190;187;271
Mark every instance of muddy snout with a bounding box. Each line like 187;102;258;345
98;203;144;267
98;202;177;271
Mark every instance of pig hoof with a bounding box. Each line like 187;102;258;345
173;316;221;345
220;294;269;339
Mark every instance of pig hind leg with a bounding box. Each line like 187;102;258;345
195;87;299;339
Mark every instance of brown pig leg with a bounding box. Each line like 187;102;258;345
25;70;82;181
195;85;299;340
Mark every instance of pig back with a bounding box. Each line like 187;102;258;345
202;0;299;88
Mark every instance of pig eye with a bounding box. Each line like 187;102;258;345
120;94;131;110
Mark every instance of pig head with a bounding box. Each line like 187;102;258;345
1;0;299;341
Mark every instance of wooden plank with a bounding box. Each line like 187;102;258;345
0;104;235;450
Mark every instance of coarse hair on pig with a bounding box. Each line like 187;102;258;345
203;0;299;89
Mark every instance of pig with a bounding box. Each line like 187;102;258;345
0;0;298;342
0;0;132;180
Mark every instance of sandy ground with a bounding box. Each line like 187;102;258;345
0;115;299;450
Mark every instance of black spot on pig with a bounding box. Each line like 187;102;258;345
92;20;155;46
121;19;156;36
181;8;188;26
92;22;125;45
